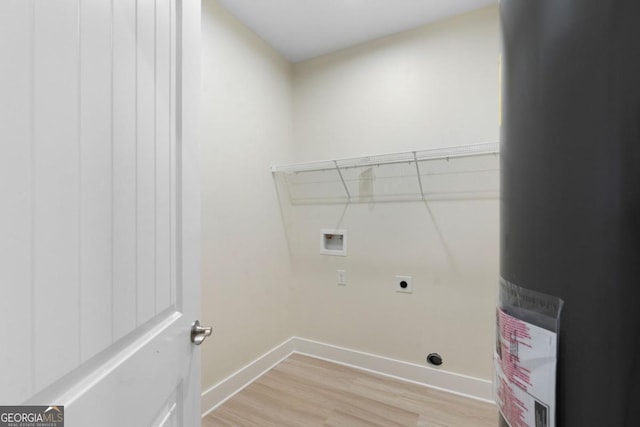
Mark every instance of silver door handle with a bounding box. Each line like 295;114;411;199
191;320;212;345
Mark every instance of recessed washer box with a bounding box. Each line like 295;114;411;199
320;229;347;256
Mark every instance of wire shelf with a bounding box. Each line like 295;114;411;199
271;142;500;204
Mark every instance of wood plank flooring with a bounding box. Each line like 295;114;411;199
203;354;498;427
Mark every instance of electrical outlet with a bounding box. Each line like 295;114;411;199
395;275;413;293
337;269;347;285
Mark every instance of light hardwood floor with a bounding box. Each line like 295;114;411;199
203;353;498;427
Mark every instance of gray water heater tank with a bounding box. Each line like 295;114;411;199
500;0;640;425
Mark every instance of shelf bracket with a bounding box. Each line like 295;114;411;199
413;151;425;200
334;160;352;202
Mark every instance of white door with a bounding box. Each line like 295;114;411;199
0;0;202;426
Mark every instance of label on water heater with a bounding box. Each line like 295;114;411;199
494;308;558;427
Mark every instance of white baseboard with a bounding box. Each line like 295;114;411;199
200;337;295;418
201;336;494;417
293;337;494;403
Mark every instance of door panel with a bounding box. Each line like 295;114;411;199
112;0;139;342
57;313;192;426
33;0;81;392
79;0;114;362
0;1;33;403
152;389;181;427
155;0;173;314
137;0;160;327
0;0;201;424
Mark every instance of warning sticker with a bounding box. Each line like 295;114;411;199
494;308;558;427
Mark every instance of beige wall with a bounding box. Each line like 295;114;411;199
201;1;500;394
200;0;294;390
292;6;499;161
288;6;500;380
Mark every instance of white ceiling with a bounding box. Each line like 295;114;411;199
217;0;496;62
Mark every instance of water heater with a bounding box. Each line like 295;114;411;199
499;1;640;426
